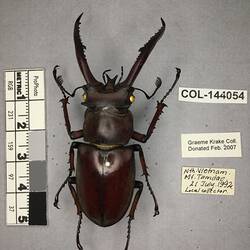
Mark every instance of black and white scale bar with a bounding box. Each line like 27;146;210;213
5;69;47;226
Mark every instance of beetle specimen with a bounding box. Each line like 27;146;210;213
53;13;181;250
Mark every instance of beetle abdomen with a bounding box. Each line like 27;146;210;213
76;144;135;227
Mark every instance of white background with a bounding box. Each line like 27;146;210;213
0;1;249;250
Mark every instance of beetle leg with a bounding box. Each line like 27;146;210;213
60;97;84;140
131;144;159;217
132;68;181;143
128;181;143;219
68;177;81;214
54;142;80;209
53;66;85;140
125;181;143;250
131;100;166;143
53;169;72;209
68;177;84;250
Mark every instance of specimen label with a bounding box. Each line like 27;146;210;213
181;132;241;158
178;87;247;104
182;166;235;196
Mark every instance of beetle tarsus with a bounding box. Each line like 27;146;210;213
144;174;160;217
124;180;143;250
53;170;72;209
124;217;133;250
53;198;60;209
76;213;83;250
154;210;160;217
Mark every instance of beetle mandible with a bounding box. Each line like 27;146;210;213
53;13;181;250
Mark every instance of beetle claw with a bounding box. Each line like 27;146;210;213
53;202;60;209
54;196;61;209
153;210;160;217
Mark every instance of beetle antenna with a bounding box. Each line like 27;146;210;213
76;212;83;250
53;65;86;98
133;77;162;99
102;69;112;84
160;68;181;103
124;217;133;250
64;86;86;98
117;66;124;84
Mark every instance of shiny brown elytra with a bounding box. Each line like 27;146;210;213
53;12;181;250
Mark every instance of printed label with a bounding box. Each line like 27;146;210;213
181;132;242;158
182;167;235;195
179;87;247;104
29;70;45;100
5;71;15;101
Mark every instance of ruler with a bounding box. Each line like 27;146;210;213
5;69;47;225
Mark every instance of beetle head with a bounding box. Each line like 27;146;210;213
81;69;135;110
74;13;165;110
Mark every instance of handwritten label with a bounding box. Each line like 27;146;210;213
182;167;235;196
181;132;242;158
179;87;247;104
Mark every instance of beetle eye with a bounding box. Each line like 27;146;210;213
82;93;87;102
129;95;135;103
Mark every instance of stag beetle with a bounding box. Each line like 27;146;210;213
53;13;181;250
